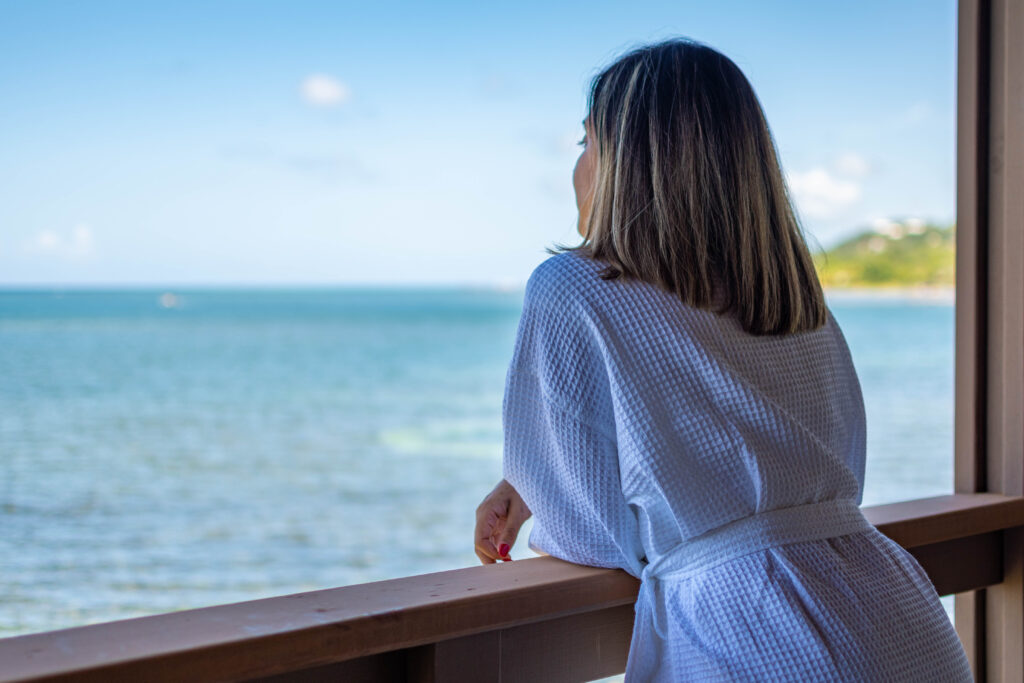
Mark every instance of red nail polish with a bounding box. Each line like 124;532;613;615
499;543;510;556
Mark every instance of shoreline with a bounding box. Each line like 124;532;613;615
823;285;955;304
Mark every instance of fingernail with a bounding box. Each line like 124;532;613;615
499;543;510;556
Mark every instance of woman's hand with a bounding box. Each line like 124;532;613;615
474;479;532;564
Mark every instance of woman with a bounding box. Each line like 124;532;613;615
474;38;971;681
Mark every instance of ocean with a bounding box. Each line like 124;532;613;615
0;288;955;637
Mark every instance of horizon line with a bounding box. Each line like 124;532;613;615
0;280;530;291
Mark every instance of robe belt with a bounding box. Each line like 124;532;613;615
637;498;875;640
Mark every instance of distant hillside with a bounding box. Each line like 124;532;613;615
813;221;955;288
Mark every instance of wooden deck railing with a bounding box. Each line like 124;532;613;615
3;493;1024;683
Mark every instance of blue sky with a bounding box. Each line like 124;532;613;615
0;0;957;286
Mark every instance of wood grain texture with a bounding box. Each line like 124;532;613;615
498;605;635;683
0;557;637;683
968;1;1024;680
953;1;991;677
864;493;1024;547
955;0;986;498
3;493;1023;683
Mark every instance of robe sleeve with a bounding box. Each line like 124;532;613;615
501;266;644;577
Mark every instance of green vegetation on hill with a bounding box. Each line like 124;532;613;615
813;222;955;288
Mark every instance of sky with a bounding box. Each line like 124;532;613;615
0;0;957;287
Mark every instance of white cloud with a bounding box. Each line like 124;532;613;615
24;224;95;259
832;152;871;179
300;74;351;107
786;168;861;219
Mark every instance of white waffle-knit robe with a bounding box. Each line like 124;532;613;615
502;250;971;682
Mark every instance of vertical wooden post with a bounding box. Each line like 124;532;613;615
955;0;989;678
982;1;1024;680
956;1;1024;680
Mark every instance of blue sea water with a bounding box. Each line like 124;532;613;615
0;288;954;637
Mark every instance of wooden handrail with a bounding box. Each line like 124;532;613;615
3;493;1024;683
863;493;1024;546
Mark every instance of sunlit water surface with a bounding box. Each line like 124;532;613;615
0;289;954;637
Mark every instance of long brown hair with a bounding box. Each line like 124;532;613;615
551;38;826;336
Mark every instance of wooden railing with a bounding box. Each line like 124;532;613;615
3;493;1024;683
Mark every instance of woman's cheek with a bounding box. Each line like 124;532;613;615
572;155;584;209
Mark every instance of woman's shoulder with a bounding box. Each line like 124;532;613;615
525;250;604;300
524;250;636;320
524;250;724;347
